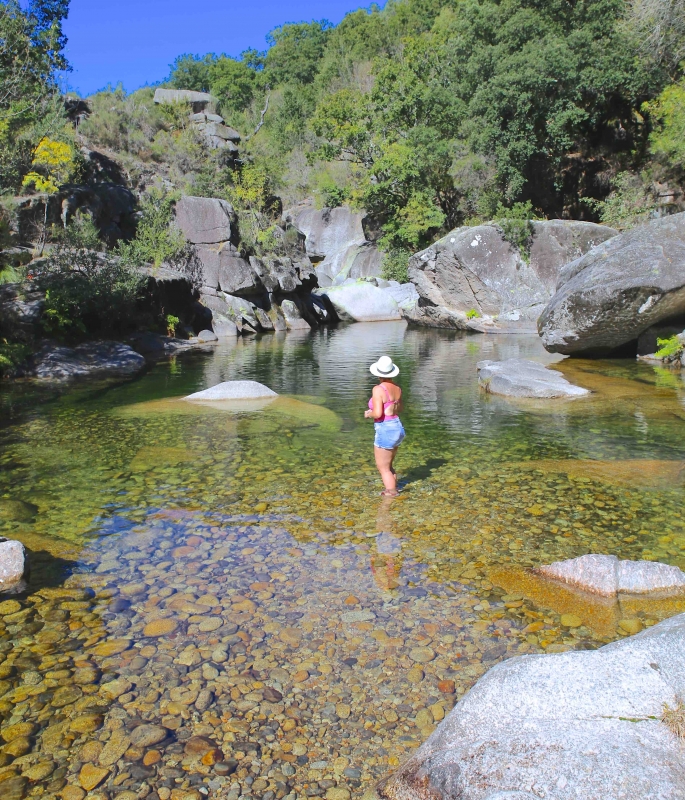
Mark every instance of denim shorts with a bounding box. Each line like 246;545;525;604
374;418;406;450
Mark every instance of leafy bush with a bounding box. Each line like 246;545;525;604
0;341;31;377
654;335;683;360
587;172;657;230
165;314;180;336
116;190;186;268
381;249;410;283
495;202;535;262
37;228;145;338
466;309;481;319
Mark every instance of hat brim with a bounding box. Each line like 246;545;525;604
370;364;399;378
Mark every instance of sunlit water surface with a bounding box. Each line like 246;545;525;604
1;322;685;800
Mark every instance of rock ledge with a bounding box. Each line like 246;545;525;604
477;358;590;398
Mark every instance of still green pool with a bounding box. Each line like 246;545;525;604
0;322;684;800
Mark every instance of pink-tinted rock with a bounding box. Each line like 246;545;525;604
618;560;685;594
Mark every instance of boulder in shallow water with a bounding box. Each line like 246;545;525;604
25;342;146;382
0;539;27;592
377;613;685;800
185;381;277;401
539;212;685;355
537;554;685;597
477;359;590;398
196;330;218;343
320;282;401;322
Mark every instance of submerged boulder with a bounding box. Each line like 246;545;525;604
320;282;402;322
185;381;277;401
477;359;590;398
24;342;146;382
537;554;685;597
377;613;685;800
539;212;685;355
408;220;617;329
0;538;28;592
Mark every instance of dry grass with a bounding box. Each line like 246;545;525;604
662;699;685;740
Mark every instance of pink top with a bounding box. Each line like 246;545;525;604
368;383;400;422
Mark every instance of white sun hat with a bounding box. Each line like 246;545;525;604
370;355;400;378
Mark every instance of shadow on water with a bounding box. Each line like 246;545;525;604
10;547;78;597
399;457;448;486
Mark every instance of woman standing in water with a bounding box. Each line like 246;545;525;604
365;356;405;496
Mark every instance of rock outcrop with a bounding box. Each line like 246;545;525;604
319;281;402;322
185;381;278;401
539;212;685;355
377;612;685;800
407;220;617;330
477;359;590;398
537;555;685;597
0;539;28;592
286;204;383;286
0;284;44;342
22;342;146;382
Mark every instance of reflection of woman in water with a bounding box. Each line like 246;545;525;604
365;356;405;496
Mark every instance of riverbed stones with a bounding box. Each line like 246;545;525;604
477;359;590;399
378;613;685;800
184;380;278;401
78;764;110;791
536;554;685;596
142;618;178;637
129;724;167;748
0;538;27;591
539;212;685;355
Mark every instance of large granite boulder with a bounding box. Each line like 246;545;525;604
377;612;685;800
285;204;383;286
539;213;685;355
0;284;44;342
185;381;277;401
0;538;28;592
408;220;617;330
477;359;590;398
153;88;216;113
319;282;402;322
197;245;259;296
537;554;685;597
174;196;235;245
24;342;146;382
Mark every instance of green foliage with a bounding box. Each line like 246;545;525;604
495;201;536;261
645;79;685;168
588;171;657;229
168;53;216;92
37;229;145;338
381;249;410;283
0;0;71;192
265;21;332;86
654;335;683;360
116;190;186;268
165;314;180;337
0;340;30;377
466;309;481;319
209;57;256;117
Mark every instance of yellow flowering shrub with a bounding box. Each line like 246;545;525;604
22;138;75;194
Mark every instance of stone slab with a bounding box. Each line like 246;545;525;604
185;381;278;401
477;359;590;398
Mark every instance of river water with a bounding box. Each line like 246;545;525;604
1;322;685;800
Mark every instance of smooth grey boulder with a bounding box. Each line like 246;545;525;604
174;196;235;245
280;299;311;330
196;330;218;343
197;245;259;296
383;282;420;310
0;539;28;591
320;282;401;322
539;212;685;355
408;221;617;330
0;284;44;342
377;613;685;800
477;359;590;398
185;381;277;401
286;204;383;285
537;554;685;597
26;342;146;382
153;88;216;113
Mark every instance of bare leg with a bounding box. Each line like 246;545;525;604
375;446;398;494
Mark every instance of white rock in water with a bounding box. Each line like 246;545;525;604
185;381;277;401
0;539;27;589
477;358;590;398
378;613;685;800
321;281;401;322
536;554;685;596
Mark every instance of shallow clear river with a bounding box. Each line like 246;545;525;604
1;322;685;800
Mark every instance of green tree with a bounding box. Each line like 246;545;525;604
209;56;256;116
645;78;685;167
265;21;332;86
168;53;217;92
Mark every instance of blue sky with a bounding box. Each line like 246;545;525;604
62;0;378;96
